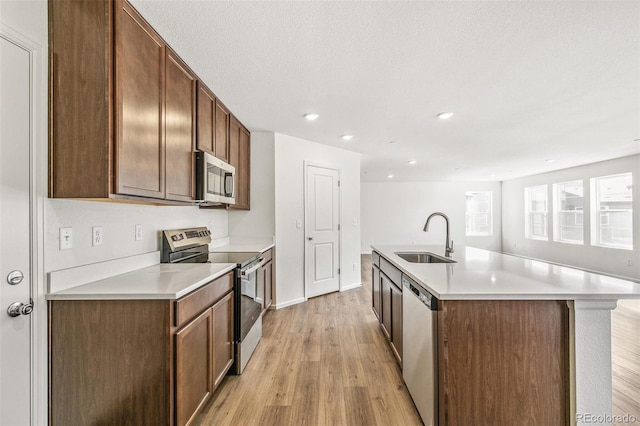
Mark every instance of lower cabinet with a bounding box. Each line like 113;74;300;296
372;251;403;365
259;248;274;314
49;271;235;426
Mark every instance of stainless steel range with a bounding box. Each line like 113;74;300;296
161;227;264;374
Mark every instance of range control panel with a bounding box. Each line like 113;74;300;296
162;227;212;252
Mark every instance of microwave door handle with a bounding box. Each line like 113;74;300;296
225;172;234;197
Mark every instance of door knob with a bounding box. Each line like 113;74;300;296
7;300;33;318
7;270;24;285
307;237;314;241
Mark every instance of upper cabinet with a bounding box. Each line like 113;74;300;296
50;0;251;208
114;1;166;199
228;116;250;210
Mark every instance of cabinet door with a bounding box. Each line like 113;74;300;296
372;264;381;320
211;292;234;389
263;261;273;312
165;50;196;202
228;116;250;210
380;272;392;339
390;282;403;363
214;100;230;162
175;308;212;426
115;1;165;199
196;82;215;154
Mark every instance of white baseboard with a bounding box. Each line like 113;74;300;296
341;282;362;291
273;297;307;310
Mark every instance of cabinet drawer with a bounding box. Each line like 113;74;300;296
261;248;273;263
175;271;233;328
380;257;402;289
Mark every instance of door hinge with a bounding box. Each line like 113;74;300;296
338;180;341;187
338;224;341;231
338;268;341;274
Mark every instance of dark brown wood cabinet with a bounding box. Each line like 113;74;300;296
259;248;274;314
49;271;235;426
214;100;230;162
165;50;196;202
175;308;213;426
211;292;234;388
373;251;402;364
50;0;197;205
228;116;251;210
196;82;215;154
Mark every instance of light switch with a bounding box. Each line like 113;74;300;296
59;227;73;250
135;224;143;241
296;219;302;229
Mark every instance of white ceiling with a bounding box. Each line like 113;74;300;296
131;0;640;182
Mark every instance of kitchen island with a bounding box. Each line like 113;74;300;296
372;244;640;426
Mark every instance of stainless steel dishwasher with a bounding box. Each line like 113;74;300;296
402;274;438;426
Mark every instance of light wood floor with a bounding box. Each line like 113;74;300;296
612;299;640;425
195;254;421;425
196;255;640;425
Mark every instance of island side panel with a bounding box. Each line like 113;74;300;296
438;300;569;425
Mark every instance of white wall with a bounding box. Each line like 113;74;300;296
228;132;275;238
274;133;361;307
361;181;503;254
45;200;228;272
502;155;640;280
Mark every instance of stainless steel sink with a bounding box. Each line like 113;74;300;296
395;252;456;264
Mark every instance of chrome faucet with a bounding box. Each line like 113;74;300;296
423;212;454;257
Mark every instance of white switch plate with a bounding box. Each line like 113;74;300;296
296;219;302;229
59;227;73;250
92;226;103;247
135;224;143;241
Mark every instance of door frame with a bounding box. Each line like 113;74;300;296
1;22;47;425
303;161;342;299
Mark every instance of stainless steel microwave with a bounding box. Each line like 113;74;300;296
196;151;235;205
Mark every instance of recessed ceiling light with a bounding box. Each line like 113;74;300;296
545;159;555;163
341;134;354;141
437;112;454;120
490;174;496;177
387;174;394;178
408;160;417;165
303;113;319;121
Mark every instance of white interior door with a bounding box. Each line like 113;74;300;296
305;165;340;298
0;35;33;425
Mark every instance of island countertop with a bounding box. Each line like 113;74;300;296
372;244;640;300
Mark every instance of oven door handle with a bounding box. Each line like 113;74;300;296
241;258;266;276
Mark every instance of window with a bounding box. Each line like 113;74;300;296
525;185;548;240
465;191;493;236
553;180;584;244
591;173;633;249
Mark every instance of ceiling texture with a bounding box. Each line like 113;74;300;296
131;0;640;182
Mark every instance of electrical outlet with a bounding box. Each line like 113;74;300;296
627;258;634;266
92;226;103;247
135;224;143;241
59;227;73;250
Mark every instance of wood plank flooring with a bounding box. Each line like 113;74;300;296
194;254;421;425
612;299;640;425
196;254;640;425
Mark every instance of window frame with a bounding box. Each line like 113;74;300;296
590;172;633;250
465;191;493;237
552;180;584;245
525;185;549;241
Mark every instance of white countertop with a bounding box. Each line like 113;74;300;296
372;245;640;300
46;262;236;300
210;241;274;253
